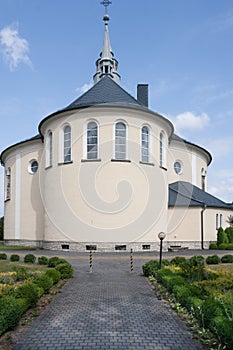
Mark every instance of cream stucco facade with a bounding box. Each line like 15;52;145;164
1;11;233;252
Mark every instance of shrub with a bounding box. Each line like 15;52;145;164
166;275;186;292
211;316;233;349
217;227;228;246
157;267;173;283
45;269;61;284
181;256;205;281
55;262;74;279
209;243;218;250
10;254;20;262
226;243;233;250
173;285;192;307
170;256;186;266
221;254;233;263
24;254;36;264
34;275;53;294
186;297;203;319
12;266;30;281
206;255;220;265
48;256;61;268
0;296;22;335
15;282;41;307
142;260;159;277
219;243;228;250
225;227;233;243
202;297;224;329
0;253;7;260
38;256;48;265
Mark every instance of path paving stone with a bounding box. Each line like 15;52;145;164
14;254;205;350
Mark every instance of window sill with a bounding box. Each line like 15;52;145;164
140;161;155;166
111;159;131;163
4;198;10;203
160;166;167;171
58;161;73;165
81;159;101;162
45;165;52;170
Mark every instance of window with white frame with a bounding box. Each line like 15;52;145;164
220;214;223;228
115;122;126;160
5;167;11;201
160;132;166;168
141;126;149;163
87;121;98;159
64;125;71;163
46;131;52;168
216;214;219;230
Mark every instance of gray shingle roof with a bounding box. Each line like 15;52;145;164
62;76;144;111
169;181;233;209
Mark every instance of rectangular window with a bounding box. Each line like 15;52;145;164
220;214;222;228
115;122;126;160
142;244;150;250
216;214;219;230
5;168;11;201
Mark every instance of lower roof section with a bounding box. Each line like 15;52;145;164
169;181;233;209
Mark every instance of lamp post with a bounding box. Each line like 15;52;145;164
158;232;166;269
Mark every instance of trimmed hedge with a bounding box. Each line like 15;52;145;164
221;254;233;263
15;282;41;307
24;254;36;264
55;262;74;279
38;256;48;265
45;269;61;284
0;296;22;335
10;254;20;262
0;253;7;260
142;260;160;277
206;255;220;265
34;275;53;294
48;257;61;268
209;243;218;250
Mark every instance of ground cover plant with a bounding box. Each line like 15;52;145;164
0;254;73;337
143;255;233;349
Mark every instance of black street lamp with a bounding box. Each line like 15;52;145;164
158;232;166;269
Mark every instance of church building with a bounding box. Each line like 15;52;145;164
1;5;233;251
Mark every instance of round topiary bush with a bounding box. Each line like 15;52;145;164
55;262;74;279
34;275;53;294
226;243;233;250
219;243;228;250
48;256;61;268
45;269;61;284
170;256;187;266
221;254;233;263
206;255;220;265
209;243;218;250
24;254;36;264
38;256;48;265
142;260;159;277
15;282;41;307
0;253;7;260
10;254;20;262
0;296;23;335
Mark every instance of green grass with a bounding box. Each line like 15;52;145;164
0;260;48;273
208;263;233;273
0;244;38;250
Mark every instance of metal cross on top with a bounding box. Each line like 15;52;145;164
100;0;112;14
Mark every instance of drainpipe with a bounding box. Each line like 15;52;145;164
201;204;207;250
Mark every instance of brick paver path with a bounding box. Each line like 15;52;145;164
14;254;205;350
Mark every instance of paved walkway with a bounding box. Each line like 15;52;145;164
13;254;205;350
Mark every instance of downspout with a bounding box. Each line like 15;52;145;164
201;204;207;250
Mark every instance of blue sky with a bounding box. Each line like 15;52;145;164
0;0;233;216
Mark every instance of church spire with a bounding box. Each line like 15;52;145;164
93;1;121;85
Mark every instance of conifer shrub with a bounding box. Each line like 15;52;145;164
55;262;74;279
221;254;233;263
15;282;41;307
24;254;36;264
209;243;218;250
217;227;228;246
10;254;20;262
0;253;7;260
45;269;61;284
38;256;48;265
206;255;220;265
34;275;53;294
225;227;233;243
48;256;61;267
142;260;160;277
0;296;22;335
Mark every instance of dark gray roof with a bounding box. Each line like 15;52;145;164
62;76;144;111
169;181;233;209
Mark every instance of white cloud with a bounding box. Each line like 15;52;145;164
0;23;32;71
76;82;93;94
206;137;233;158
173;111;210;132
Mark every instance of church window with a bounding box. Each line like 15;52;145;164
174;161;182;174
141;126;149;163
201;168;206;191
87;121;98;159
115;122;126;160
160;132;166;168
220;214;222;228
5;167;11;201
29;160;38;174
64;125;71;163
216;214;219;230
46;131;52;168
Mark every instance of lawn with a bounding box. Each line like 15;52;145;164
0;260;48;273
0;244;38;250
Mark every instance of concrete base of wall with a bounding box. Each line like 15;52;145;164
3;240;210;252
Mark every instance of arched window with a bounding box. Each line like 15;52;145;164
46;131;52;168
87;121;98;159
115;122;126;160
141;126;149;163
160;132;166;168
201;168;206;191
64;125;71;163
5;167;11;201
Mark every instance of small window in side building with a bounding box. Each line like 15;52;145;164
61;244;69;250
142;244;150;250
31;160;38;173
174;161;182;174
86;245;97;251
115;245;126;251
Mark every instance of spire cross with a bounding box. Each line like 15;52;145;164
100;0;112;14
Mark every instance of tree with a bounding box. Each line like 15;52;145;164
0;217;4;241
217;227;228;246
227;215;233;227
